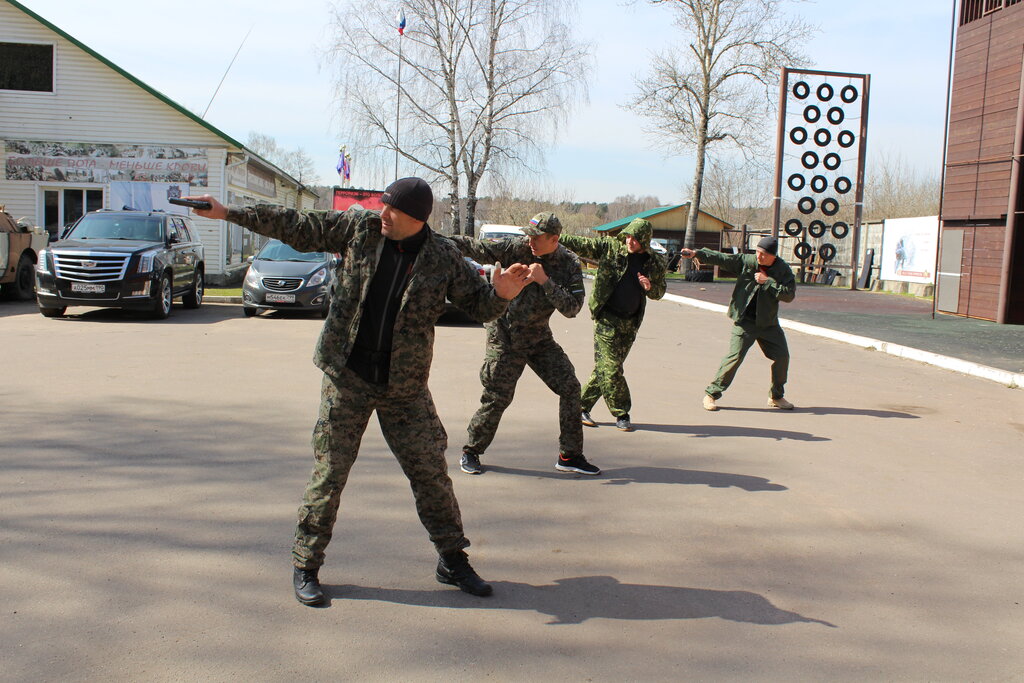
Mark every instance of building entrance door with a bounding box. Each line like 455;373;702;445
43;187;103;241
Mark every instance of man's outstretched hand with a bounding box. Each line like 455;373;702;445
182;195;228;221
492;262;531;300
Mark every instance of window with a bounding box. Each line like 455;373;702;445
177;220;194;243
0;42;54;92
167;218;182;242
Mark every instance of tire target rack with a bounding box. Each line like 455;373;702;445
772;67;871;287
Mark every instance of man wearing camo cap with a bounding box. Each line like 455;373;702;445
449;212;600;476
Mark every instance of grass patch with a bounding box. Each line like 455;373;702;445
207;287;243;296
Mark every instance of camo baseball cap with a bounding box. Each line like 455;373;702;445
523;212;562;236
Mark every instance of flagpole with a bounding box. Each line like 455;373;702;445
394;8;404;182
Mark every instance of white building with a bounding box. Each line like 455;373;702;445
0;0;318;283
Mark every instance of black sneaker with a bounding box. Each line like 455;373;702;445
460;451;483;474
436;550;493;596
293;566;325;606
581;411;597;427
555;453;601;475
615;415;634;432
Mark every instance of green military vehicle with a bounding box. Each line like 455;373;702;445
1;205;48;300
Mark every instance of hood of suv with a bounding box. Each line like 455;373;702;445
52;238;161;253
250;259;327;278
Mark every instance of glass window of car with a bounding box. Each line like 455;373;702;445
256;239;327;262
68;213;163;241
167;218;183;242
176;219;193;243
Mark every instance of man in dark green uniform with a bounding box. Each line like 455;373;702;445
680;236;796;411
560;218;667;432
187;179;530;606
450;212;599;476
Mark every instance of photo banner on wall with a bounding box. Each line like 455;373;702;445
110;182;192;215
4;141;208;186
879;216;938;284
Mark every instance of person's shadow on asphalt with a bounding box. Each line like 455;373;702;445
483;465;786;491
626;422;831;441
323;575;836;627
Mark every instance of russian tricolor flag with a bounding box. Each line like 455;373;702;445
397;9;406;35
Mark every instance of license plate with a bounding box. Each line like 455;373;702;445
265;293;296;303
71;282;105;293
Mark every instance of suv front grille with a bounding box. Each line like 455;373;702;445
53;251;131;282
262;277;303;291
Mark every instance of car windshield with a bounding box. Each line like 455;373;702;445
256;240;327;262
69;214;163;241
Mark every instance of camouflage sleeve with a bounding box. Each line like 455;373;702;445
541;251;586;318
558;235;606;261
694;248;744;272
443;244;509;322
448;235;515;265
225;204;371;253
645;252;668;301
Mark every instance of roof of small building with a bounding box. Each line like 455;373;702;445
591;203;732;233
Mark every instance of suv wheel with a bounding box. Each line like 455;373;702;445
12;254;35;300
182;269;204;309
242;306;259;317
39;306;66;318
152;273;173;319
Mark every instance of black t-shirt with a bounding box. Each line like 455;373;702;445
605;252;649;318
347;226;429;384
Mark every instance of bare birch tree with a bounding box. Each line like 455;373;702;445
863;152;940;221
628;0;811;270
324;0;587;235
246;132;319;184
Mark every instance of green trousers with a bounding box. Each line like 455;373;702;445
706;320;789;400
293;370;469;570
581;311;640;418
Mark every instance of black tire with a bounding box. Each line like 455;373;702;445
808;220;828;238
801;151;819;169
39;306;66;318
821;197;840;216
792;80;810;99
787;173;806;191
803;105;821;123
816;83;834;101
789;126;808;145
814;128;832;147
784;219;803;237
831;221;850;239
810;175;829;193
12;254;35;300
838;130;856;148
827;107;845;125
182;268;204;309
243;306;259;317
823;153;842;170
819;243;837;261
797;196;816;215
793;241;813;260
834;176;853;194
841;84;859;103
151;273;172;319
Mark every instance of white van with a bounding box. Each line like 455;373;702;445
478;224;524;242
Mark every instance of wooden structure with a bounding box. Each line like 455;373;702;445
590;204;733;251
940;0;1024;323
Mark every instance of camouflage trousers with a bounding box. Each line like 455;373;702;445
706;320;789;400
581;311;640;418
464;339;584;458
293;369;469;570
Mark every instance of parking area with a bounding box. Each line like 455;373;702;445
3;297;1022;681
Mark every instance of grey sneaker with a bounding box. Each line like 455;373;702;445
460;451;483;474
615;415;634;432
581;411;597;427
703;394;719;411
767;396;794;410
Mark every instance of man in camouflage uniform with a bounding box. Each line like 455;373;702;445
450;212;599;476
188;178;530;606
559;218;667;432
680;235;796;411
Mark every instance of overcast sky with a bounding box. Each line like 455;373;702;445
15;0;956;204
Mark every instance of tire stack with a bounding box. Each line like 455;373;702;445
781;78;862;268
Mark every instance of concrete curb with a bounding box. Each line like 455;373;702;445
205;296;243;303
662;292;1024;390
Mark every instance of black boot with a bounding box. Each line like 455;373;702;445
436;550;493;597
293;566;325;606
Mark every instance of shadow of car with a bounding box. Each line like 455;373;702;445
242;240;337;319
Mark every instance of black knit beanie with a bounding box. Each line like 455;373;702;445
382;177;433;222
756;236;779;255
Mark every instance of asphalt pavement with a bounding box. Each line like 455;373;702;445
2;297;1022;681
665;279;1024;384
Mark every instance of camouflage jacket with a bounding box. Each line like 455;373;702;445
226;204;509;392
695;248;796;328
449;236;584;349
559;224;667;325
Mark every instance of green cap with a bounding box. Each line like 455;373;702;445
523;212;562;236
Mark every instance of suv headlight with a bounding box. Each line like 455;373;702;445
136;249;160;274
36;249;50;274
244;267;259;287
307;267;327;287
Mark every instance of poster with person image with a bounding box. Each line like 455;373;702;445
110;182;191;215
880;216;938;284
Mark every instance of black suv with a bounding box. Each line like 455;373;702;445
35;210;205;319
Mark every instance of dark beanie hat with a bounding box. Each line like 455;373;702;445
756;236;779;255
382;177;433;222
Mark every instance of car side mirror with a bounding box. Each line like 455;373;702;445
246;255;255;263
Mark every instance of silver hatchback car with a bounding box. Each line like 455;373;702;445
242;239;338;318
